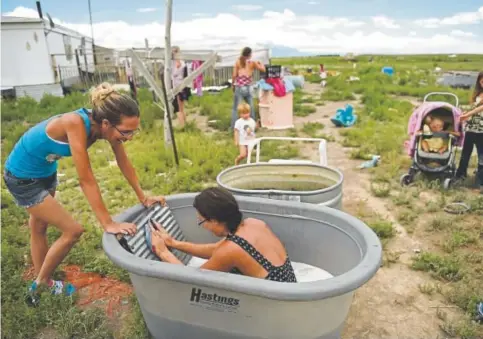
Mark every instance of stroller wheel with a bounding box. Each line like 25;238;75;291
400;174;413;187
443;178;453;190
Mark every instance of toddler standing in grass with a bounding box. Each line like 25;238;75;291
234;103;256;165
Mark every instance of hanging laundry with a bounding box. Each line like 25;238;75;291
283;78;295;93
125;61;137;102
256;79;275;91
191;60;203;96
265;77;286;97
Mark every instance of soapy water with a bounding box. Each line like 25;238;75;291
187;257;334;282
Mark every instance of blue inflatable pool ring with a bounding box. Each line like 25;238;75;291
331;104;357;127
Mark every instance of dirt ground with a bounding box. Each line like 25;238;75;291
222;83;464;339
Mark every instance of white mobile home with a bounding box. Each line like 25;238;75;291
1;15;94;101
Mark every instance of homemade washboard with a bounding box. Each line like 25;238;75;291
121;203;192;265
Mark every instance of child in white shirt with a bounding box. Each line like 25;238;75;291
234;102;256;165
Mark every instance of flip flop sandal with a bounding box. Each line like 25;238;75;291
25;281;41;307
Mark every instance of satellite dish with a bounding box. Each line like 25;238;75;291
46;13;55;28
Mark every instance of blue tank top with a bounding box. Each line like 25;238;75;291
4;108;92;179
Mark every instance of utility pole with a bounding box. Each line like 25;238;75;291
88;0;97;65
164;0;173;147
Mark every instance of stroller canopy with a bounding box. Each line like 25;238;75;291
405;101;464;157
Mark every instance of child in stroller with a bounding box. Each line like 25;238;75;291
418;116;460;155
401;94;464;189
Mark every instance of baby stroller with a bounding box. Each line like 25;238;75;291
401;92;464;190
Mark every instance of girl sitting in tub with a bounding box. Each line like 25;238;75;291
148;187;297;283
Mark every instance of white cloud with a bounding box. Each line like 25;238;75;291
192;13;208;17
413;18;440;28
308;1;319;4
232;5;262;11
414;6;483;28
3;6;483;54
136;8;158;13
372;15;400;29
450;29;476;38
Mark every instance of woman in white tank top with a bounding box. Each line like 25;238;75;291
171;46;187;128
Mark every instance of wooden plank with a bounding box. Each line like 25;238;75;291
167;52;217;101
163;0;173;146
129;50;166;107
117;49;222;62
151;51;222;62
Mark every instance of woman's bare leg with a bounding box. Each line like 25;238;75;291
29;191;55;276
26;195;84;285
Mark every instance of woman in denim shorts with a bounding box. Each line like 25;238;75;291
3;82;166;302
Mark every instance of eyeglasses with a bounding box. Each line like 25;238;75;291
197;219;207;226
113;125;140;137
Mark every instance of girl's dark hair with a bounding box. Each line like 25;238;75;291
471;71;483;104
239;47;252;69
193;187;243;233
90;82;140;125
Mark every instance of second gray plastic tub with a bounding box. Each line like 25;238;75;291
103;193;382;339
216;163;344;209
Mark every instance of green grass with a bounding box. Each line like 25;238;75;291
411;252;463;282
189;90;233;131
301;123;336;142
272;53;483;72
0;90;237;338
1;85;308;338
367;220;395;239
294;104;317;117
2;53;483;338
303;55;482;336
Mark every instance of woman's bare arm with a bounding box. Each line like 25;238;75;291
461;103;483;119
252;60;266;72
170;239;224;259
110;141;145;203
199;244;235;272
155;250;184;265
156;243;235;272
232;61;239;87
63;115;113;228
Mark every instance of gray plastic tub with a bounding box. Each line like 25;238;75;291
216;163;344;209
103;193;381;339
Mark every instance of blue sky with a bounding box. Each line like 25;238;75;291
2;0;482;23
2;0;483;54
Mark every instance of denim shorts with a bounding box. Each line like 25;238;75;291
3;170;58;208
